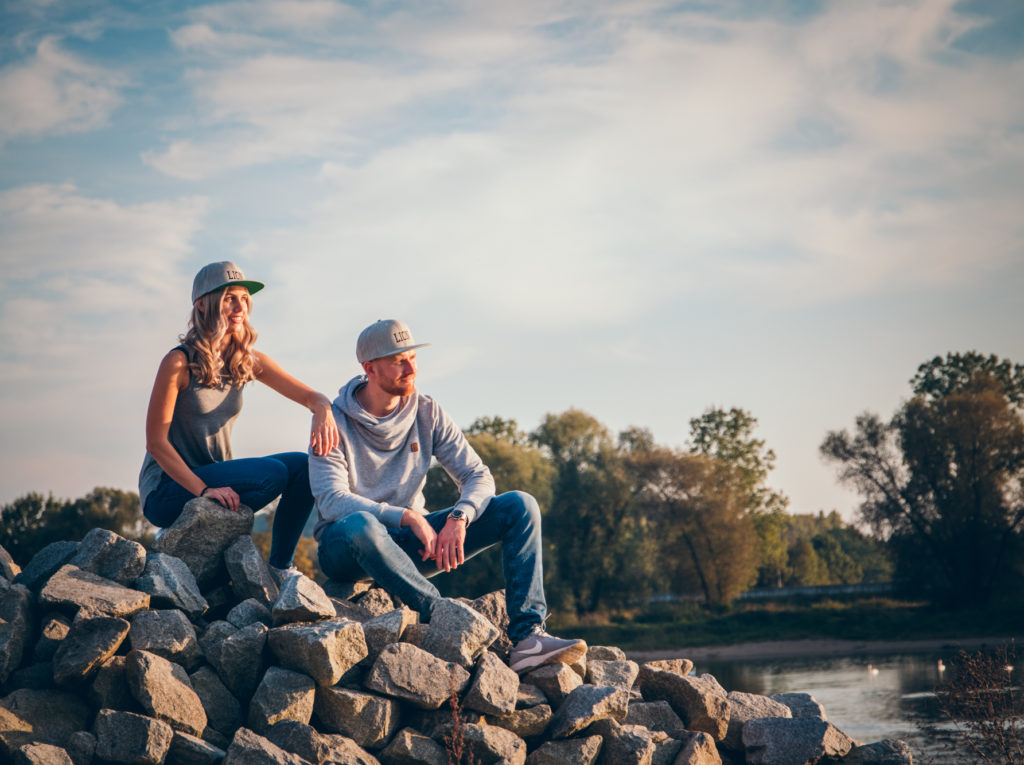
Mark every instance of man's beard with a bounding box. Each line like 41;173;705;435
380;377;415;397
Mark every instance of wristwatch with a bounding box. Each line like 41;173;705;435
450;508;468;523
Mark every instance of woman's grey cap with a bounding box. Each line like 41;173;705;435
357;319;431;363
192;261;265;302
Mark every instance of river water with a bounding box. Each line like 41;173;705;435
691;650;991;764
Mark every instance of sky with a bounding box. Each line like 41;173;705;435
1;0;1023;524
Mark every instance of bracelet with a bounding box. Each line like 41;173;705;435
200;486;210;497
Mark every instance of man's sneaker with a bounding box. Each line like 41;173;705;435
509;629;587;673
269;565;302;584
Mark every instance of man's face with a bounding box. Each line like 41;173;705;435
366;350;417;397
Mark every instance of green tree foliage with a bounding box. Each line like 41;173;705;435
687;407;790;587
0;487;145;565
629;445;758;605
822;352;1024;606
532;409;641;614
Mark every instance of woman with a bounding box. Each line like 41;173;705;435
139;261;339;577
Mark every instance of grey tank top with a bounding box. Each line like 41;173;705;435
138;346;244;510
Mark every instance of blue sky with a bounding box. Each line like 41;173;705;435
1;0;1022;523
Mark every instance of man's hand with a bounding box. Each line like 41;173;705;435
434;516;466;572
401;510;437;562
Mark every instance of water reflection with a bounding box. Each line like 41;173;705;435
695;653;958;762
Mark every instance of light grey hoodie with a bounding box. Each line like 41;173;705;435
309;375;495;541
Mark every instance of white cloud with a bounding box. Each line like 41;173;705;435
0;36;127;141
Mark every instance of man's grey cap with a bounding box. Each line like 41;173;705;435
357;319;431;363
192;261;265;303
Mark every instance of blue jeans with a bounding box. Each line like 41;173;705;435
317;491;547;643
143;452;313;569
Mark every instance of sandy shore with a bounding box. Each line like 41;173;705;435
627;635;1022;663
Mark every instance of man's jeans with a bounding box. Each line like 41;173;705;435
143;452;313;570
317;491;547;643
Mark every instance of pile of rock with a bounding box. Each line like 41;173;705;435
1;498;913;765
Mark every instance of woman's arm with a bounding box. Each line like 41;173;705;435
144;350;223;500
254;351;340;456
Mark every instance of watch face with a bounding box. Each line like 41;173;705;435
451;509;466;521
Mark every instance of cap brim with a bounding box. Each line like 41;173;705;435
364;342;431;363
197;280;265;300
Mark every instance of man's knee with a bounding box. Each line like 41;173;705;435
493;490;541;527
335;511;387;548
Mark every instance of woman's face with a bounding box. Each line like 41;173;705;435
219;286;250;334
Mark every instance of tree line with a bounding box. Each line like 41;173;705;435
3;350;1019;615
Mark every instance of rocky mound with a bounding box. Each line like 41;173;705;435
0;497;913;765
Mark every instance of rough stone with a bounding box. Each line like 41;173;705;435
640;658;694;678
168;730;226;765
723;690;792;752
586;659;639;691
52;615;130;686
526;735;603;765
420;598;499;668
135;553;208;619
1;582;33;684
222;726;310;765
39;566;150;619
151;497;254;588
841;739;914;765
455;722;527;765
272;575;336;625
190;665;244;738
675;731;722;765
524;663;583;705
33;614;71;663
769;692;828;721
365;642;470;710
323;580;372;601
0;544;21;581
623;700;686;737
248;667;315;734
488;703;552;739
13;542;77;592
548;685;630;739
125;649;207;736
205;621;268;700
587;646;626;662
516;683;548;708
266;720;380;765
743;717;855;765
588;718;655;765
128;609;201;669
93;709;174;765
87;655;136;713
379;726;445;765
67;529;146;586
225;536;279;607
354;587;395;618
362;607;417;662
268;618;368;686
12;742;74;765
639;670;730;742
313;685;401;749
332;599;375;624
64;730;96;765
464;651;519;716
227;598;273;629
463;590;511;658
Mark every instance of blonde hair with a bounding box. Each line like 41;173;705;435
180;289;259;387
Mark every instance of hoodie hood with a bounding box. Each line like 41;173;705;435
334;375;417;452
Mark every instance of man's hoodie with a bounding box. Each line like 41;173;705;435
309;375;495;541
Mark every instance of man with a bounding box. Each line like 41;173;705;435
309;319;585;673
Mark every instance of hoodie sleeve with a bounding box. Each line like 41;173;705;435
309;416;407;529
430;403;496;524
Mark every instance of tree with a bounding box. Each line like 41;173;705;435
822;352;1024;606
0;487;145;565
531;409;641;614
630;445;758;605
687;407;789;587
